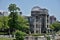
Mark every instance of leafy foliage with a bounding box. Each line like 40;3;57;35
8;4;20;32
8;4;20;12
15;30;26;40
8;12;19;30
8;4;29;40
50;22;60;32
0;16;9;29
18;16;29;33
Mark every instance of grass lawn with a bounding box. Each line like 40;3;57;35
0;38;14;40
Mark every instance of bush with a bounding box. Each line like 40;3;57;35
15;30;26;40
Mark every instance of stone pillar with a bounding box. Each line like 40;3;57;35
48;15;50;33
45;15;47;33
34;17;36;34
39;18;41;34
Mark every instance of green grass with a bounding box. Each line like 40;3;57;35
28;33;44;36
0;32;7;34
0;38;14;40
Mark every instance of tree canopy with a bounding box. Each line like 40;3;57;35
18;16;29;33
8;4;20;31
0;16;9;29
50;21;60;32
8;4;20;12
8;4;29;40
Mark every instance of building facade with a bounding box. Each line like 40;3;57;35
0;11;3;16
0;11;9;16
28;6;50;34
50;16;56;24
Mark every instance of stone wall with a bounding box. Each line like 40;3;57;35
24;35;60;40
24;36;47;40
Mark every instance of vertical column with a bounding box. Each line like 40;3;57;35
47;15;50;28
45;15;47;33
34;17;36;34
48;16;50;32
46;15;47;28
39;17;41;34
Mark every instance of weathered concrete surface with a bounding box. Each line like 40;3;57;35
24;35;60;40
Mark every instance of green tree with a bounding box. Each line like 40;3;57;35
0;16;9;34
15;30;26;40
0;16;3;29
8;4;20;12
0;16;8;29
50;22;60;32
8;4;29;40
2;16;9;29
8;4;20;33
18;16;29;34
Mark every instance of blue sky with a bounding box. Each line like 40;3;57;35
0;0;60;21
